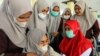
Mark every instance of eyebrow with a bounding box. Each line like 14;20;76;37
41;39;48;42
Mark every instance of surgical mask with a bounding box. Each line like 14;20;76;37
38;13;48;20
63;15;70;20
65;30;75;38
16;22;27;27
14;18;27;27
51;11;59;17
40;45;48;54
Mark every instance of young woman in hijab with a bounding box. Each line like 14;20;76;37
0;0;37;56
61;8;72;36
27;29;61;56
28;0;50;33
72;0;99;40
62;8;72;20
59;20;93;56
48;2;62;53
50;8;72;53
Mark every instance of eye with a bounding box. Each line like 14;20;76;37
65;26;71;30
40;41;44;44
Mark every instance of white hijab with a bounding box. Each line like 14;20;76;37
72;0;96;35
28;0;50;33
48;2;61;33
0;0;32;48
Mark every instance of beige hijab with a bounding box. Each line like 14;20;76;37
27;28;61;56
27;29;46;56
62;8;72;17
72;0;96;35
0;0;32;48
28;0;50;33
62;8;72;36
48;2;61;33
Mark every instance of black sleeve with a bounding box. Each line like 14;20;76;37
86;20;100;39
58;18;63;34
0;29;26;56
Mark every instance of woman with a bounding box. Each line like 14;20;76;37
50;8;72;53
0;0;36;56
48;2;61;37
72;0;99;39
29;0;50;33
61;8;72;36
27;29;60;56
48;2;62;53
59;20;93;56
62;8;72;20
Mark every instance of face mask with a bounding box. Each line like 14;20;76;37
63;15;70;20
16;22;27;28
40;45;48;54
38;13;48;20
51;11;59;17
65;30;75;38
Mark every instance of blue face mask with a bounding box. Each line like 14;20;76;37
51;11;59;17
65;30;75;38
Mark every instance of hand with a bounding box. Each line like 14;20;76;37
90;38;94;42
52;32;59;37
27;52;37;56
44;52;49;56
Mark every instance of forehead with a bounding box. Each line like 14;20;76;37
75;5;81;9
42;7;49;11
65;10;70;14
52;6;60;11
42;7;49;10
65;25;70;28
53;6;59;9
41;35;48;41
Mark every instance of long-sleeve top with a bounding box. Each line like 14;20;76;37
86;20;100;39
0;29;26;56
62;48;92;56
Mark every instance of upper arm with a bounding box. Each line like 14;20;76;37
86;20;100;39
0;29;7;54
92;20;100;38
80;48;92;56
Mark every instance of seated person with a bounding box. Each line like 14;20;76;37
27;29;60;56
59;20;93;56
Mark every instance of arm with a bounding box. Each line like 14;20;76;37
92;20;100;38
0;29;26;56
58;18;63;34
80;48;92;56
86;20;99;39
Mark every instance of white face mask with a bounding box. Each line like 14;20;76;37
38;13;48;20
14;18;27;27
40;45;48;54
16;22;27;27
63;15;70;20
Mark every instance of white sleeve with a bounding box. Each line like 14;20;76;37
61;54;66;56
80;48;92;56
